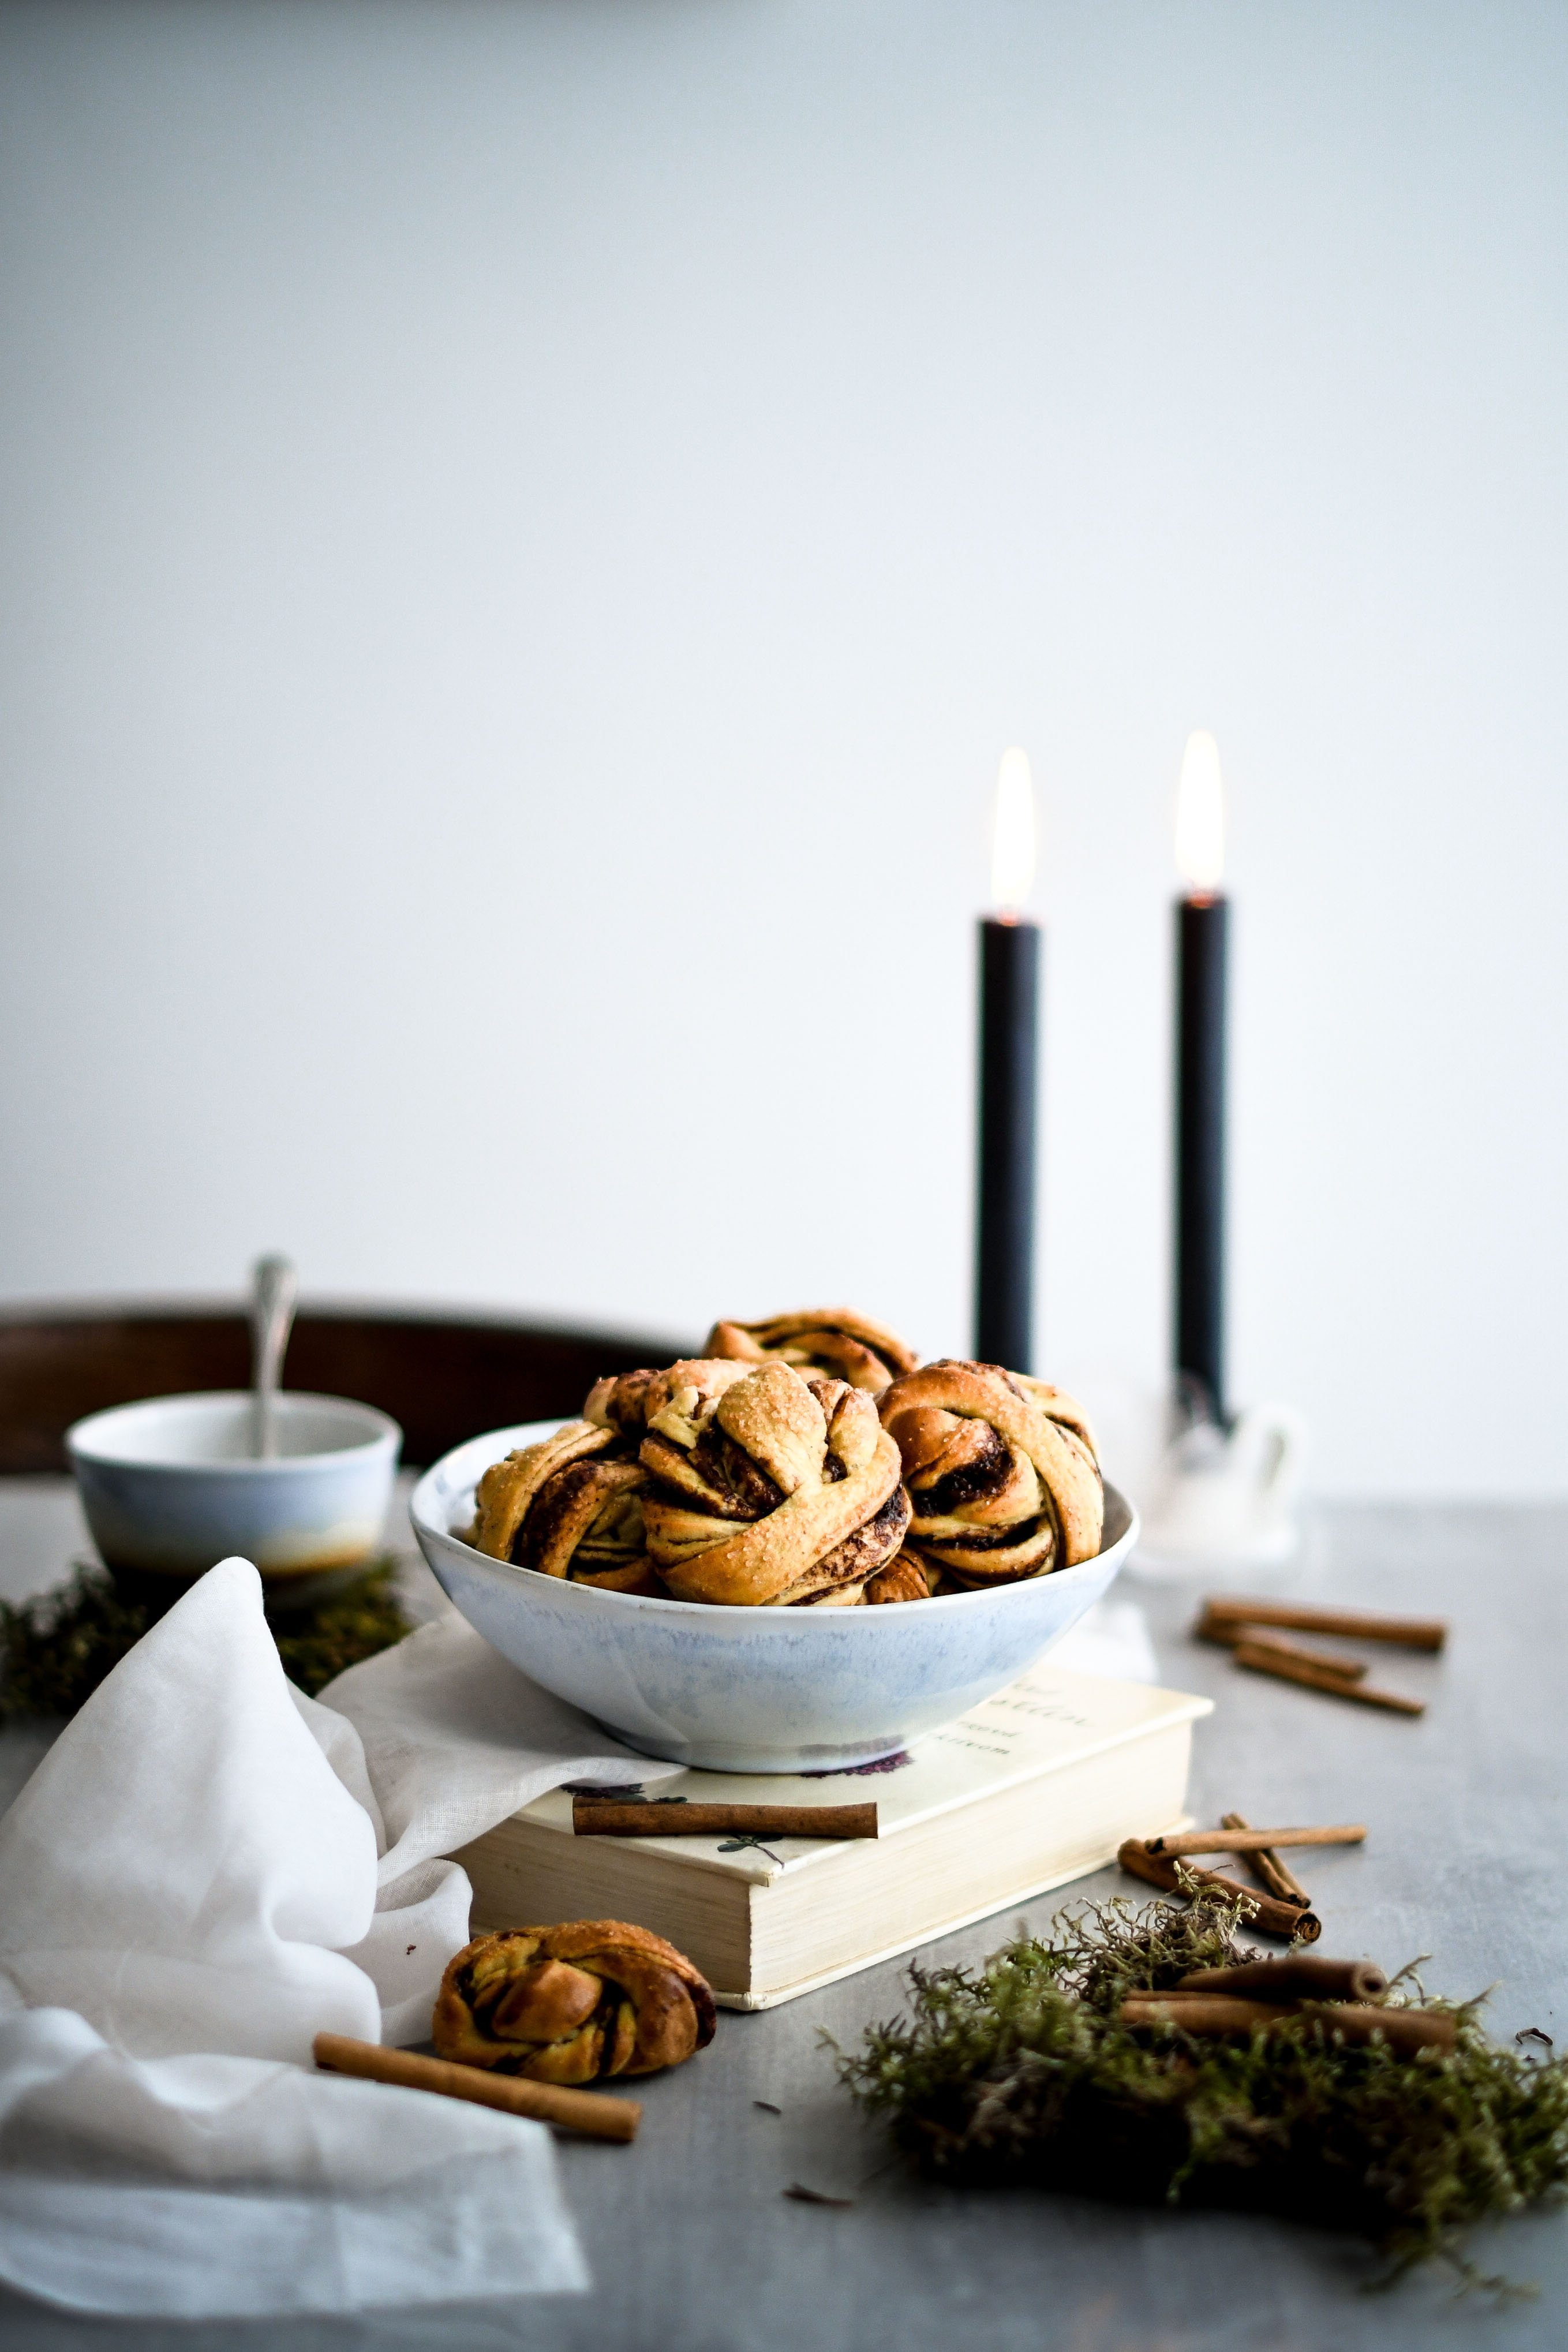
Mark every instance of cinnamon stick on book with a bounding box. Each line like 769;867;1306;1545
1221;1811;1311;1907
313;2033;641;2142
1233;1643;1426;1717
1146;1824;1366;1858
1117;1839;1319;1942
572;1799;878;1840
1197;1597;1447;1652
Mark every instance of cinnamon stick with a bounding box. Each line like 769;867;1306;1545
1116;1839;1320;1942
1147;1825;1366;1858
1233;1643;1426;1716
1221;1811;1311;1907
572;1799;878;1840
313;2033;641;2142
1121;1992;1293;2034
1211;1628;1367;1682
1196;1611;1361;1668
1120;1995;1455;2056
1178;1955;1387;2003
1198;1597;1447;1652
1320;2003;1457;2054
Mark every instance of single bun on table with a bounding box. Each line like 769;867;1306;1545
703;1307;917;1396
878;1359;1103;1591
468;1419;660;1594
631;1358;911;1606
434;1923;716;2081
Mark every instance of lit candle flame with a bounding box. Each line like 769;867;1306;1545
1175;730;1225;894
991;747;1036;915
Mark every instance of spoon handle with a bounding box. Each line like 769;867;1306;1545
250;1255;298;1459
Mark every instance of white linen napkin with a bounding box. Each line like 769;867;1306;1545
319;1605;682;1884
0;1557;679;2319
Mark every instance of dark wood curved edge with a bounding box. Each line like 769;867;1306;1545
0;1300;693;1475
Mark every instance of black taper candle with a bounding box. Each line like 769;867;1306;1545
976;915;1039;1371
1174;893;1228;1421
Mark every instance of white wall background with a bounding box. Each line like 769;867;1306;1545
1;0;1563;1494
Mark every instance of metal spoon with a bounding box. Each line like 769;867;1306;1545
249;1254;298;1459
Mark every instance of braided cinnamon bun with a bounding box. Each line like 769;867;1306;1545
434;1923;716;2082
879;1360;1103;1590
636;1358;910;1606
470;1420;659;1594
583;1357;752;1442
863;1550;939;1605
704;1308;917;1396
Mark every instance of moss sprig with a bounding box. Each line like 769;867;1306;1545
0;1558;412;1717
268;1565;413;1695
837;1895;1568;2284
0;1564;153;1721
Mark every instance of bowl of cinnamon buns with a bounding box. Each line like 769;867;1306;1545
410;1308;1137;1772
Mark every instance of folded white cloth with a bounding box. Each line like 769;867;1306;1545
320;1596;683;2043
323;1600;680;1883
0;1557;679;2318
0;2014;583;2319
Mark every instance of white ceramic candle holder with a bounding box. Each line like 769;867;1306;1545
1128;1401;1307;1581
1058;1369;1307;1585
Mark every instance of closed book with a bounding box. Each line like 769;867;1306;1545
452;1664;1212;2009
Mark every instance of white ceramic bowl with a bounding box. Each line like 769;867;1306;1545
411;1420;1139;1773
68;1392;401;1588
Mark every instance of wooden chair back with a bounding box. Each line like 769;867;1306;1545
0;1300;687;1475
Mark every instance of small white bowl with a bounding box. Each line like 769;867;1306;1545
411;1421;1139;1773
68;1392;401;1589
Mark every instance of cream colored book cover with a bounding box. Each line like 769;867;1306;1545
517;1661;1210;1881
457;1665;1212;2006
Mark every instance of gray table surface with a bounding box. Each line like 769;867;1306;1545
2;1487;1565;2350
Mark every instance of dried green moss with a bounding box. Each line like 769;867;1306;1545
0;1560;412;1717
268;1566;414;1696
838;1895;1568;2285
0;1565;152;1720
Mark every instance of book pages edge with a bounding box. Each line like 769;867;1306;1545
711;1810;1195;2010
